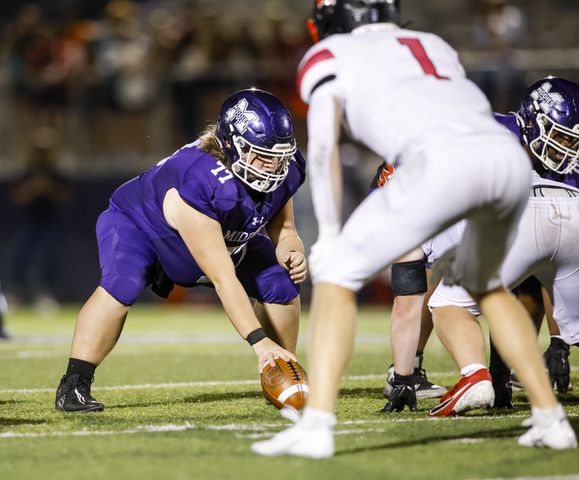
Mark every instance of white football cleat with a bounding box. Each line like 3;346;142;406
251;423;335;458
518;406;577;449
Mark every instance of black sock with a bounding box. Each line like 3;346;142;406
489;339;510;380
66;358;97;380
393;372;415;386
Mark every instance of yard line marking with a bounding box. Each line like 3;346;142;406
8;414;577;440
0;333;390;346
470;476;579;480
1;372;577;394
0;423;198;438
0;374;422;394
0;351;63;360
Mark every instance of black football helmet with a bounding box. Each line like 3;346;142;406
308;0;401;43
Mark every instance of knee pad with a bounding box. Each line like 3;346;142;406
391;256;427;297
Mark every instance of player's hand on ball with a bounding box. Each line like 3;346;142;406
282;250;307;284
252;337;298;373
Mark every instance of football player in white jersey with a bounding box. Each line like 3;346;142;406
252;0;576;457
424;78;579;424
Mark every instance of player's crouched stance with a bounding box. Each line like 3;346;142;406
55;89;307;412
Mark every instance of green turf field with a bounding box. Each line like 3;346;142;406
1;305;578;480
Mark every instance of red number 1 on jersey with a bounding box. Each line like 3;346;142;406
398;38;449;81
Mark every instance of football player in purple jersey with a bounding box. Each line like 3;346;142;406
55;89;308;412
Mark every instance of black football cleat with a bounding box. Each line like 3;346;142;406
383;364;447;399
55;374;104;412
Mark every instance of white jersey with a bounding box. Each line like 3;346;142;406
297;24;505;164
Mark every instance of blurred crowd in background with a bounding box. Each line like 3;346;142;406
0;0;577;311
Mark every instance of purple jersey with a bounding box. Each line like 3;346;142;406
97;143;306;305
493;112;579;188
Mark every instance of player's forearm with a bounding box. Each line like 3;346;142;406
308;145;342;239
212;276;262;339
307;92;343;239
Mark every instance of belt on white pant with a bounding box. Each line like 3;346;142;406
532;185;579;198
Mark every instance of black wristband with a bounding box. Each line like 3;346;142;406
246;328;267;346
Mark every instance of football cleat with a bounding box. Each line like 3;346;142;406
55;374;104;412
383;364;447;399
518;405;577;449
429;368;494;417
251;423;334;458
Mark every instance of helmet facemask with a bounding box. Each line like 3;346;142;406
529;113;579;174
230;131;296;193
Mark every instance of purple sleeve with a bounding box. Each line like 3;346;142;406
493;112;523;140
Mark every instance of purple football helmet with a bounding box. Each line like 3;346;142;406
517;77;579;174
216;89;296;193
308;0;400;43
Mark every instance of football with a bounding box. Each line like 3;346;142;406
260;358;309;410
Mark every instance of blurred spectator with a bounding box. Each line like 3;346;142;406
7;127;70;311
471;0;527;110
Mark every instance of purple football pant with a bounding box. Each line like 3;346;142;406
96;207;300;306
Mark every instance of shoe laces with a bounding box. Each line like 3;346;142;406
69;375;95;396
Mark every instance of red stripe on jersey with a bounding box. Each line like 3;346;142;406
296;49;335;95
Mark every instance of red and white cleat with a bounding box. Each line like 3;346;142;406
429;368;494;417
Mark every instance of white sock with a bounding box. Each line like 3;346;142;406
460;363;486;377
531;404;565;427
300;407;336;430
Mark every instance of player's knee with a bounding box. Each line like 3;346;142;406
99;276;145;306
257;270;300;304
391;257;427;297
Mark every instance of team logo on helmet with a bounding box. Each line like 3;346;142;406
225;99;259;134
531;82;564;115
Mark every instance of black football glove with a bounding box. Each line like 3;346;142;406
544;336;571;394
380;373;417;413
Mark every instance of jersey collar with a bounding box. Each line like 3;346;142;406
352;23;400;35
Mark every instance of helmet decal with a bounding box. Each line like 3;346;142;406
530;82;564;116
225;99;259;135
